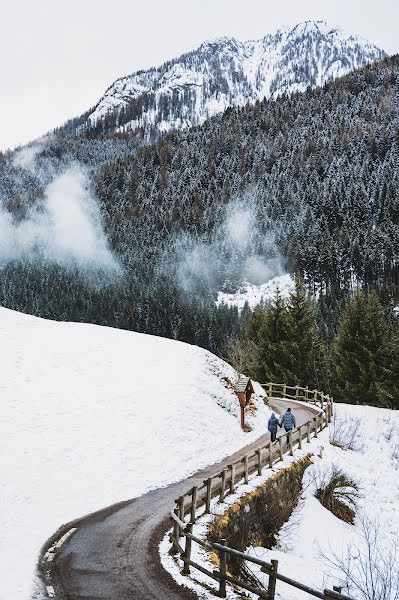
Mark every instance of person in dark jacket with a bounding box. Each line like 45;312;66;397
267;412;280;442
280;408;296;444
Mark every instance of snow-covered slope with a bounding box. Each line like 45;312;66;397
217;274;295;310
69;20;385;138
0;308;269;600
246;404;399;598
162;404;399;599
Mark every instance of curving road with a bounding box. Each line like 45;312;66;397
41;399;320;600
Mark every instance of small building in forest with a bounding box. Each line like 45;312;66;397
234;375;254;429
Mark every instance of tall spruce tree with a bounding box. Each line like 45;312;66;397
244;304;268;382
259;288;290;383
279;277;320;388
379;329;399;408
245;288;289;383
332;292;398;406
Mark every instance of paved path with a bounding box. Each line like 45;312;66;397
42;399;319;600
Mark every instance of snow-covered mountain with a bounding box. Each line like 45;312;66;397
66;20;385;138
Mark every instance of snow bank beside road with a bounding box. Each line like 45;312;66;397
247;404;399;598
161;403;399;599
0;308;270;600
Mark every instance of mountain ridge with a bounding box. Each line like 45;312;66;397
59;20;385;139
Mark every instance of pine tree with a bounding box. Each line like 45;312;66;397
332;292;395;406
254;288;289;383
278;277;320;388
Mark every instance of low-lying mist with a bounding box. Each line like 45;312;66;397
1;144;121;277
160;200;286;294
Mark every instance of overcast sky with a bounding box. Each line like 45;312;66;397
1;0;398;151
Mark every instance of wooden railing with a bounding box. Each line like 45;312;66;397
168;384;354;600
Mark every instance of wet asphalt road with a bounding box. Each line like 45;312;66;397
43;398;319;600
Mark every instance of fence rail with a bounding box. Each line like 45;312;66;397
169;383;353;600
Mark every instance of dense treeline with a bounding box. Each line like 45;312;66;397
243;280;399;407
0;55;398;365
92;54;399;295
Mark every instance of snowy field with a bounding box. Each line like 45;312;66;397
216;274;294;310
245;404;399;598
162;404;399;599
0;308;271;600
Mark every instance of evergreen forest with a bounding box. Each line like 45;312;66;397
0;55;399;406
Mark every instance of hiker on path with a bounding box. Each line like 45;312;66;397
267;412;280;442
280;407;296;444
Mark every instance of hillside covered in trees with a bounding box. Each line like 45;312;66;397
0;55;398;368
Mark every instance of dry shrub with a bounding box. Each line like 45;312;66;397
321;513;399;600
315;466;360;524
330;413;363;452
391;444;399;470
383;418;397;443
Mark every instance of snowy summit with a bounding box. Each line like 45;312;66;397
62;20;385;138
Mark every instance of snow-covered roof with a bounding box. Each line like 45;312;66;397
234;375;252;393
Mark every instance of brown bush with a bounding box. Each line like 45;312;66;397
315;466;360;524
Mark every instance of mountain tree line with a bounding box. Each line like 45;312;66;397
0;55;398;377
242;279;399;408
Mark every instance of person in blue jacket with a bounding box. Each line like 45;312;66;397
267;412;280;442
280;407;296;443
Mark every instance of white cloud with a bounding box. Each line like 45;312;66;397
0;165;120;273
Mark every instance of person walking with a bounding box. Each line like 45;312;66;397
280;407;296;444
267;412;280;442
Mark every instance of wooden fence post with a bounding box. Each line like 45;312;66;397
190;486;198;524
256;448;262;476
314;416;318;438
183;523;193;574
204;479;212;514
178;496;185;537
268;382;272;398
278;436;283;461
268;441;273;468
307;421;311;443
267;559;278;600
220;470;226;503
305;386;309;401
218;539;227;598
229;464;235;494
288;431;293;456
283;383;286;398
298;425;302;449
243;455;249;484
170;507;180;554
240;405;245;430
296;385;299;400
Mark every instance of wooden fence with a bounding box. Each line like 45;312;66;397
169;383;354;600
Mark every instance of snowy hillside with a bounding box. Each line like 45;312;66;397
246;404;399;598
65;20;385;138
216;274;295;310
0;308;270;600
162;404;399;599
